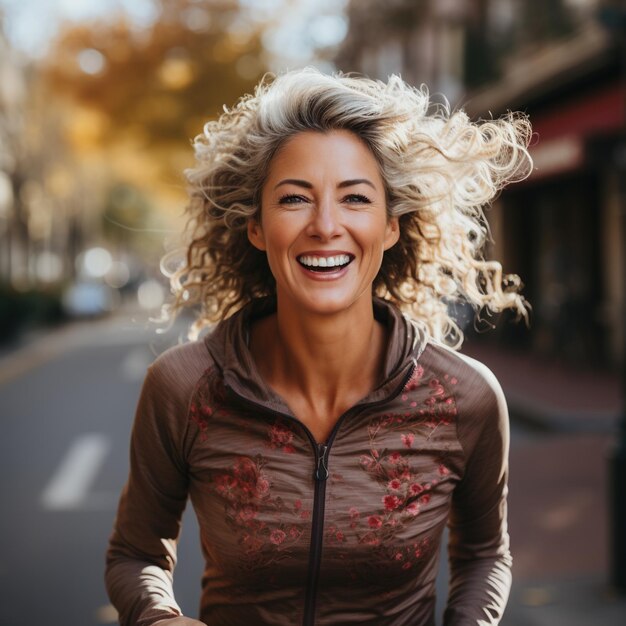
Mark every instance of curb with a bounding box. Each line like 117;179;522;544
506;390;620;435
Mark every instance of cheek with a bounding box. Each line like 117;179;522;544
261;225;295;266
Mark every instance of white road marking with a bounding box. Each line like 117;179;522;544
41;433;111;510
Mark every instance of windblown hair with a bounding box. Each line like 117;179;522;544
162;67;533;347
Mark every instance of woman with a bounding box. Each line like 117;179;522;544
106;68;532;626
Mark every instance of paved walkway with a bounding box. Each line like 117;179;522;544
463;340;621;433
462;340;626;625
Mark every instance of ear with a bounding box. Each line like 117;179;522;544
247;218;266;251
383;216;400;250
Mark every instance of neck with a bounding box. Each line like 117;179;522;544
251;295;386;407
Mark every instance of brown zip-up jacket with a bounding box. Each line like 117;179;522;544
105;297;512;625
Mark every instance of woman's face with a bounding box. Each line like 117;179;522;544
248;130;399;316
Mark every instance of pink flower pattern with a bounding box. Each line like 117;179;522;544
189;367;229;441
267;420;297;454
210;454;310;563
333;365;458;576
191;362;459;580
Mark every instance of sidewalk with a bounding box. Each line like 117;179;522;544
463;340;621;433
462;340;626;625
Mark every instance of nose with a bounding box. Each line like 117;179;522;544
305;195;343;241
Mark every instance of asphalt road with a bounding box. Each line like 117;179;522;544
0;315;206;626
0;313;538;626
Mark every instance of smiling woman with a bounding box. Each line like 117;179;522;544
106;68;533;626
163;68;531;346
247;130;399;321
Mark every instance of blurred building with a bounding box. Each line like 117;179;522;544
335;0;468;105
466;22;624;368
335;0;624;368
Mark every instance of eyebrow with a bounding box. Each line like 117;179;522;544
273;178;377;190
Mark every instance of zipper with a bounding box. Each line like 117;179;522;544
315;443;329;481
223;361;416;626
302;443;329;626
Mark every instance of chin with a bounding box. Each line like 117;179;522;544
284;289;371;317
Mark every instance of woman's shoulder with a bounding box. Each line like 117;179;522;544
420;342;509;461
420;340;506;420
146;338;216;400
421;340;501;392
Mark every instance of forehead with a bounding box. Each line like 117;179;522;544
265;130;383;183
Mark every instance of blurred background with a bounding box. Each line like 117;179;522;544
0;0;625;624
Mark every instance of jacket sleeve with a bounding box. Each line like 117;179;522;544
443;361;512;625
105;361;193;626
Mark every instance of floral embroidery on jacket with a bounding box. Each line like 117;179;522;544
210;455;311;569
266;419;297;454
327;368;458;576
189;367;229;441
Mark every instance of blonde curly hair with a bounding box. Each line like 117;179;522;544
162;67;532;347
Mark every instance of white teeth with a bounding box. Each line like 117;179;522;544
298;254;351;269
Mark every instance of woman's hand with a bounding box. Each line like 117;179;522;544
153;618;206;626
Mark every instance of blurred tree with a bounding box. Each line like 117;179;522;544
44;0;266;143
41;0;268;209
102;182;152;249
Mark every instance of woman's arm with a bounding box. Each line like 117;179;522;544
443;362;512;625
105;361;196;626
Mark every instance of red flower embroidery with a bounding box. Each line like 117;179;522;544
211;455;310;559
359;455;374;470
363;533;381;546
383;495;401;511
237;504;258;522
406;502;420;516
401;433;414;448
336;368;457;580
268;421;296;453
409;482;424;496
368;515;383;529
429;379;445;397
388;451;402;465
189;368;230;439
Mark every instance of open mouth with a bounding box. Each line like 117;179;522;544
297;254;354;273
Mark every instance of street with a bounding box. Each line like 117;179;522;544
0;313;622;625
0;315;205;625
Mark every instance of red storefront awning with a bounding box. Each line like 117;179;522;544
529;81;624;180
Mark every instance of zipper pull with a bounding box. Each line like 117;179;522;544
315;443;329;481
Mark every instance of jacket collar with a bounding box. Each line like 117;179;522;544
204;296;427;413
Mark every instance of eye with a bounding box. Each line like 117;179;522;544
278;193;310;205
343;193;372;204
